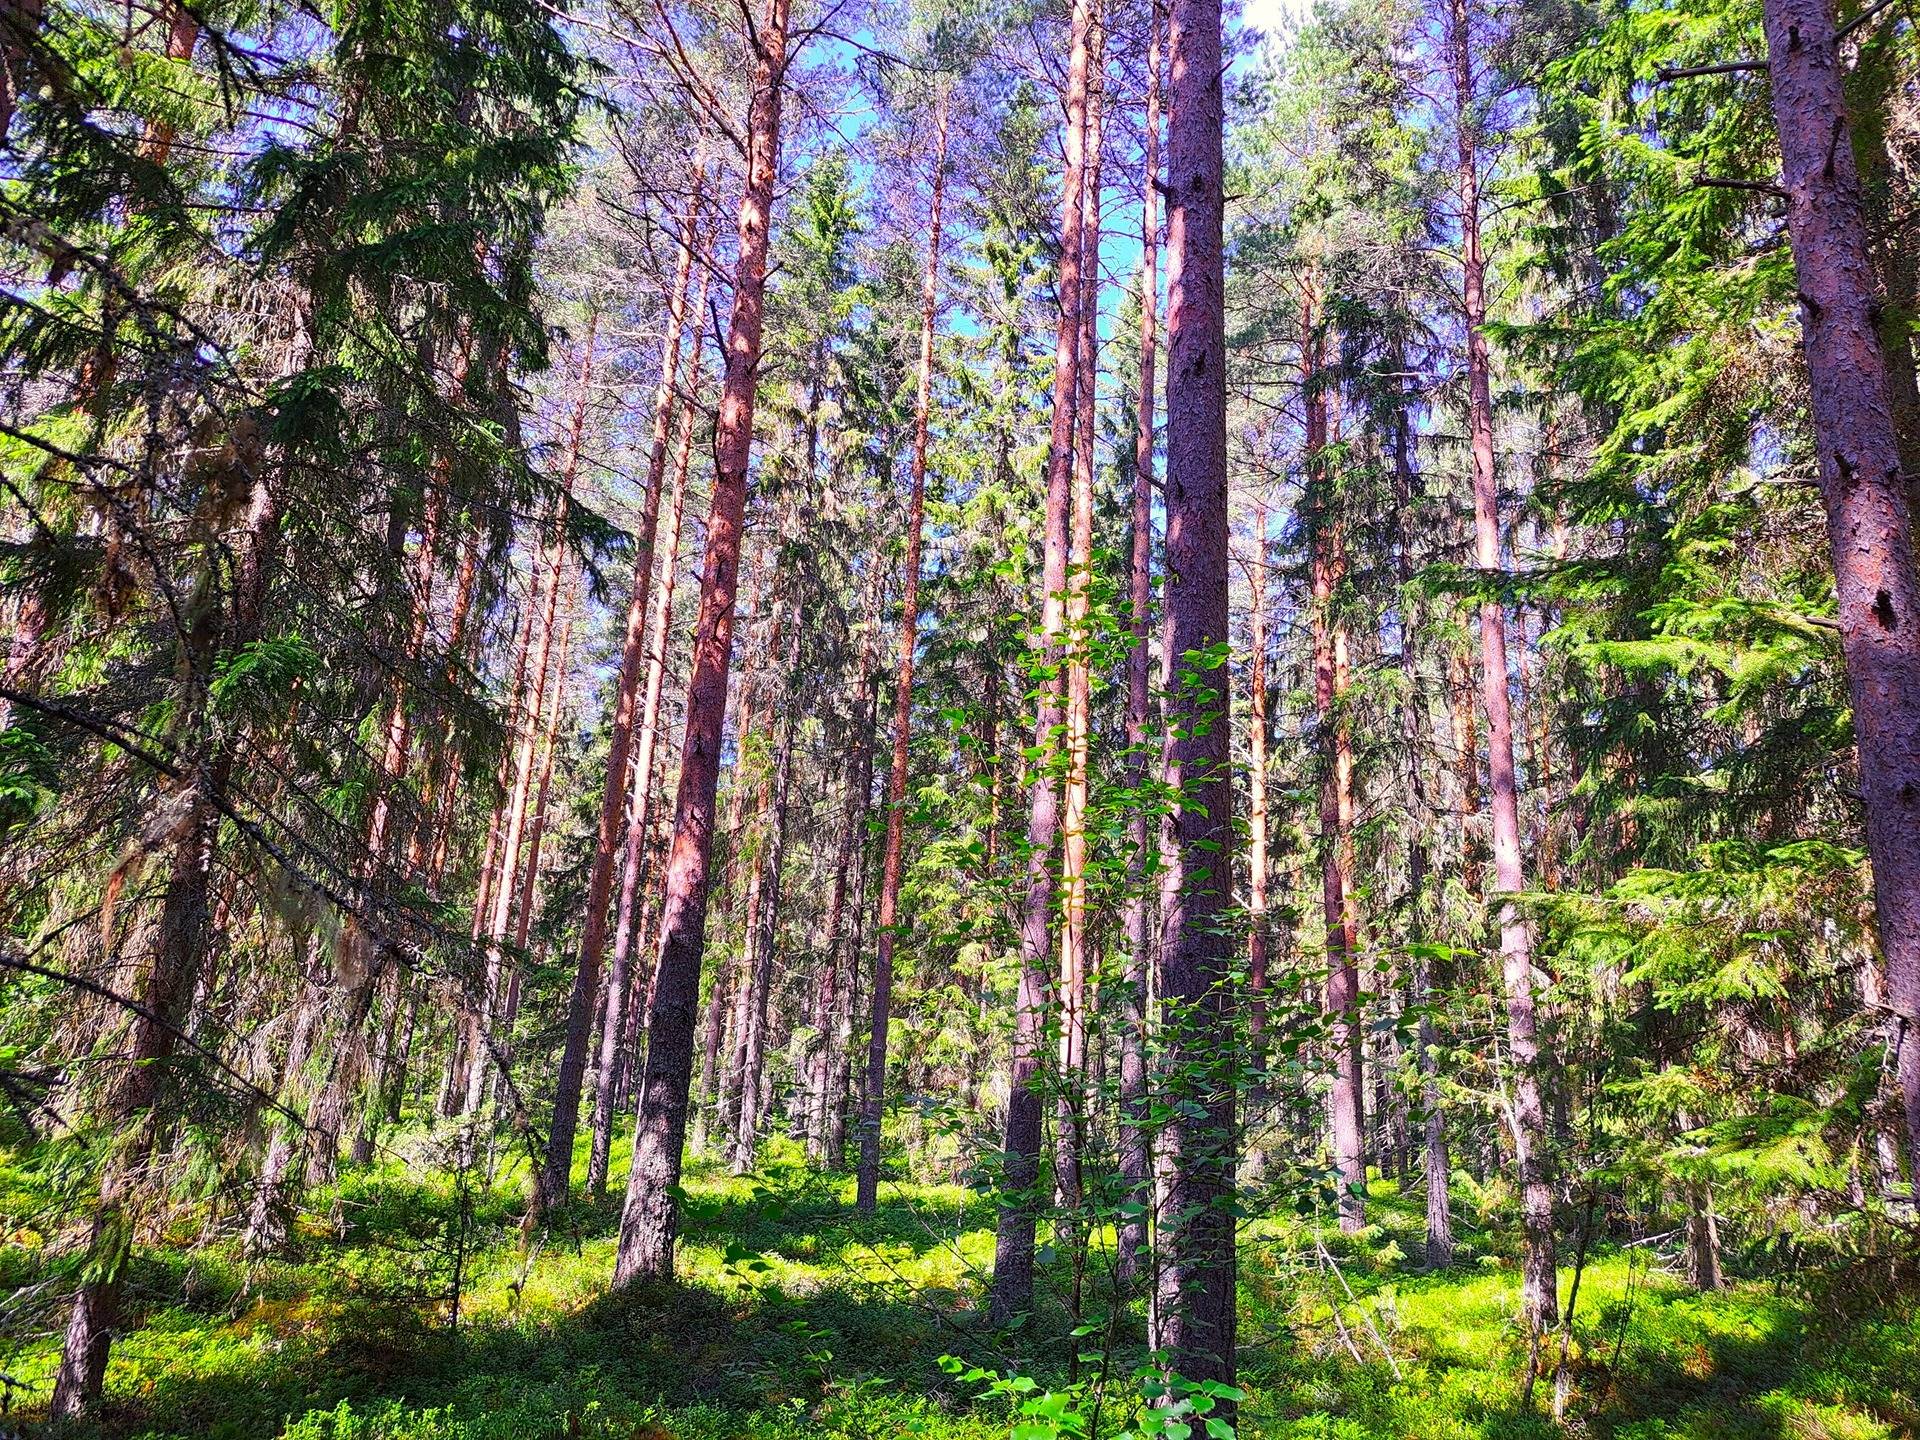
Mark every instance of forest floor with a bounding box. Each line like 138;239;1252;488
2;1131;1914;1440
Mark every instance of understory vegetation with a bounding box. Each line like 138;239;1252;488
2;1128;1914;1439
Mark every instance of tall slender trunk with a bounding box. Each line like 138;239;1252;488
1117;0;1162;1285
1154;0;1235;1385
831;740;876;1169
545;197;702;1205
1057;13;1105;1229
543;199;702;1210
467;433;576;1121
691;955;732;1154
990;0;1090;1325
589;261;711;1197
447;572;539;1115
1447;643;1483;892
1303;289;1364;1233
1449;0;1555;1337
856;98;950;1213
614;0;792;1285
1762;0;1920;1203
1246;501;1269;1060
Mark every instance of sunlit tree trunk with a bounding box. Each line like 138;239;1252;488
446;570;538;1117
1301;287;1364;1234
990;0;1089;1324
1152;0;1234;1390
1117;0;1162;1285
615;0;792;1285
1246;500;1270;1067
589;261;711;1197
1392;369;1452;1268
1449;0;1556;1337
463;362;582;1125
1056;10;1105;1231
1761;0;1920;1202
857;97;949;1212
543;197;701;1209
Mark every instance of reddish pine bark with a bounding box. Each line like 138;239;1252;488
446;569;538;1116
1153;0;1235;1388
1117;0;1163;1285
466;449;575;1119
1761;0;1920;1201
1057;14;1105;1226
614;0;791;1286
1449;0;1556;1337
541;194;702;1212
589;260;711;1197
1301;286;1364;1233
856;97;949;1213
990;0;1090;1325
1247;500;1270;1051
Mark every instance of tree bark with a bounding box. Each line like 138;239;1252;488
990;0;1089;1325
588;259;712;1198
1117;0;1162;1285
543;198;702;1210
1246;499;1269;1080
1392;361;1452;1268
812;574;883;1162
857;98;949;1212
731;700;795;1173
1303;286;1365;1234
1761;0;1920;1205
614;0;791;1286
462;332;590;1128
1153;0;1235;1391
1057;12;1105;1228
1449;0;1556;1338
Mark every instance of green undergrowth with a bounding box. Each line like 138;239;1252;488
1;1137;1912;1440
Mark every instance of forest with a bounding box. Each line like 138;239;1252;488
1;0;1917;1432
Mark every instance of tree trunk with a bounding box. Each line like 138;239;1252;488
614;0;791;1286
856;99;949;1213
1152;0;1235;1391
589;261;711;1198
1303;288;1365;1234
1246;498;1269;1103
1057;15;1105;1229
1762;0;1920;1204
1117;0;1162;1285
543;201;701;1210
1450;0;1556;1338
463;336;588;1126
990;0;1089;1324
447;578;538;1115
